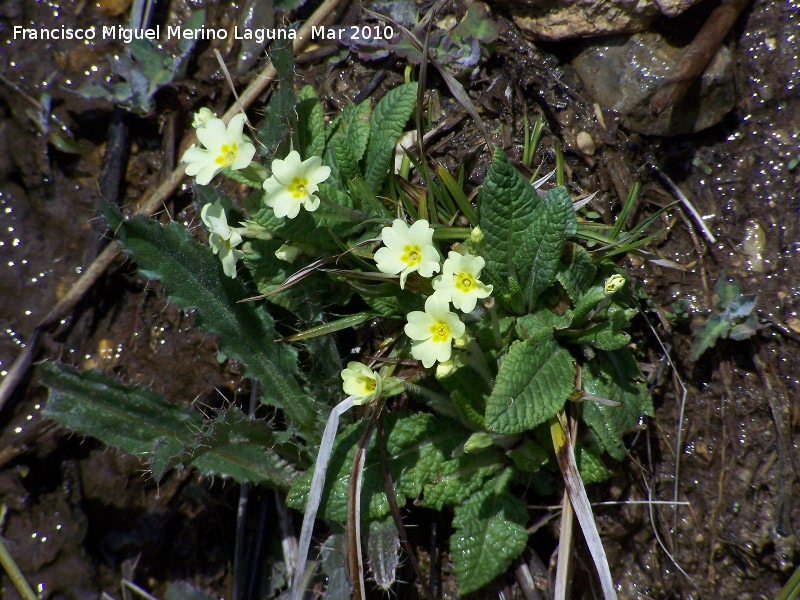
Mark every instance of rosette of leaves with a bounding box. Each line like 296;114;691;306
690;274;761;361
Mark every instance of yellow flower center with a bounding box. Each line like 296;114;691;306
288;177;310;199
456;272;475;291
215;143;238;166
401;245;422;267
430;320;450;343
362;377;377;393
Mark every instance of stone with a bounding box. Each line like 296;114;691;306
570;32;736;135
655;0;705;17
510;0;660;41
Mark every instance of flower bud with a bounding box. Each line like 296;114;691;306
435;360;457;379
464;432;493;453
275;244;303;263
604;274;625;295
470;226;484;244
453;333;471;349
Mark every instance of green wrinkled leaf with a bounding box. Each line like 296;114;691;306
451;469;528;594
514;186;574;308
364;83;418;192
577;446;611;484
478;148;539;298
153;404;301;486
485;331;575;434
556;243;597;303
258;40;295;156
327;101;372;183
103;206;323;440
418;451;504;511
581;350;653;460
296;86;326;158
286;412;469;522
507;438;549;473
565;320;631;351
41;362;299;490
438;364;488;430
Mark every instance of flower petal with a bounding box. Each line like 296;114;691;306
196;118;227;151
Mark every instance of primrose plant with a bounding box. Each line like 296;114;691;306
42;44;652;597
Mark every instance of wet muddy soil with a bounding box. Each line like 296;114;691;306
1;0;798;598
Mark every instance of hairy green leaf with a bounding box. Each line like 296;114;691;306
581;349;653;460
258;40;295;156
514;185;573;307
41;362;300;489
485;331;575;434
418;451;504;511
103;206;323;439
478;148;539;297
286;412;469;522
364;83;418;192
296;85;326;158
577;446;611;484
556;243;597;303
451;469;528;594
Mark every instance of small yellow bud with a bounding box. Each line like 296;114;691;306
453;334;471;349
435;360;457;379
470;226;484;244
604;274;625;295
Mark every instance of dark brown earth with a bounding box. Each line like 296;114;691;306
0;0;798;598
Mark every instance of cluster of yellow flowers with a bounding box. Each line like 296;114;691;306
182;109;331;278
181;109;494;401
374;219;492;369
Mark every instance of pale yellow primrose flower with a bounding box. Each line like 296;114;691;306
404;294;465;368
374;219;440;289
182;114;256;186
432;251;493;313
201;201;244;278
341;361;383;404
263;151;331;219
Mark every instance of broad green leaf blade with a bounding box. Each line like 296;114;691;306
485;331;576;434
577;445;611;484
514;185;573;308
556;243;597;303
327;101;372;183
565;321;631;351
438;364;488;430
364;83;418;193
154;405;301;489
296;86;326;159
40;362;299;489
418;451;504;511
103;206;322;439
258;40;295;156
478;148;539;295
451;469;528;594
581;350;653;460
286;412;469;522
